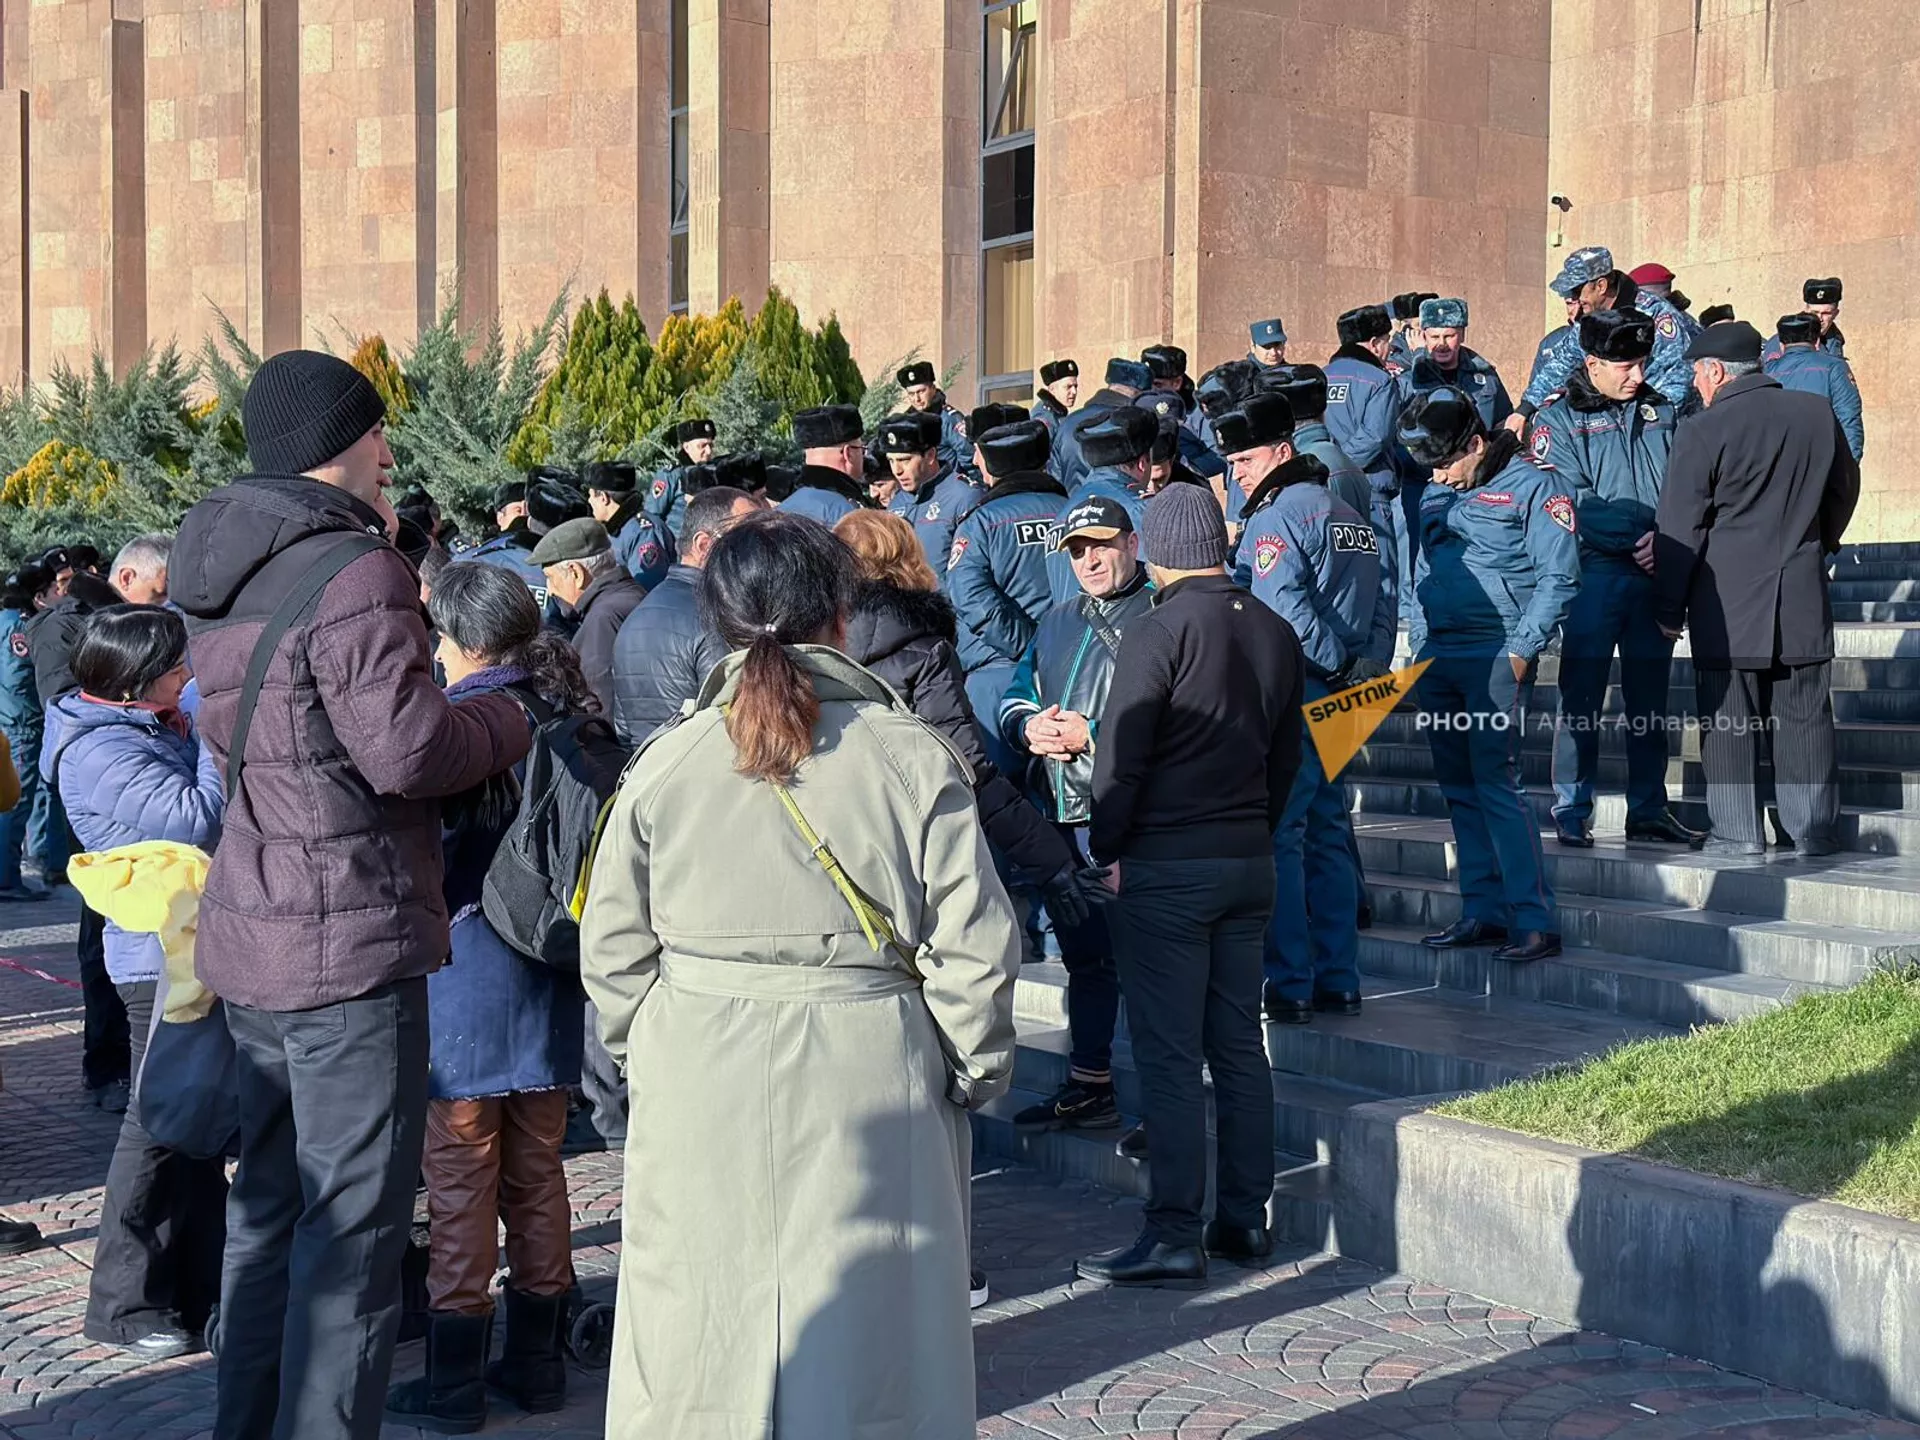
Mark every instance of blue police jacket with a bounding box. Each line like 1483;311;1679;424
1386;328;1417;375
1529;373;1675;571
643;465;686;532
0;608;38;734
1410;435;1581;661
893;466;984;581
1521;295;1699;418
1033;391;1069;433
946;471;1067;673
1232;455;1393;681
1763;327;1845;364
1047;466;1149;604
1325;346;1404;499
1766;345;1864;460
777;464;868;526
1397;348;1515;433
1292;420;1372;521
1047;389;1132;489
604;498;672;590
469;529;551;609
1520;323;1575;412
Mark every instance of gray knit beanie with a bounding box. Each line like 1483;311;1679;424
1140;484;1228;571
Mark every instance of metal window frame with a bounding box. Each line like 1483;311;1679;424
668;0;690;312
980;0;1036;401
982;0;1035;151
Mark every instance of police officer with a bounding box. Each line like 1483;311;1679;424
1257;365;1371;519
947;420;1068;766
1400;298;1515;432
469;474;557;606
1399;388;1578;964
876;410;981;578
1385;292;1436;374
778;405;871;524
1248;318;1287;374
1531;309;1702;849
1523;250;1699;420
1198;359;1261;529
1766;312;1864;460
645;418;717;537
1051;357;1151;490
999;494;1154;1134
1764;278;1846;362
1519;246;1616;421
1698;304;1737;327
1034;359;1080;432
1220;393;1392;1022
1050;407;1155;602
582;460;673;590
896;360;971;476
1327;304;1406;624
968;401;1030;477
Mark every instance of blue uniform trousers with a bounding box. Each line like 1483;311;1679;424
1264;697;1361;1001
1388;479;1425;633
963;660;1020;776
1551;564;1675;829
1421;653;1556;933
0;724;42;886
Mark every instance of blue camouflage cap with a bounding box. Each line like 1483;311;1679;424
1550;245;1614;298
1418;297;1469;330
1105;357;1152;389
1249;317;1287;348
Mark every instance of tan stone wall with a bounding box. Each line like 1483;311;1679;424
25;0;113;377
1549;0;1920;539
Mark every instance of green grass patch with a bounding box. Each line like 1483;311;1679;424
1436;970;1920;1221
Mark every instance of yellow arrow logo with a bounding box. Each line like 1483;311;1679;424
1303;660;1431;778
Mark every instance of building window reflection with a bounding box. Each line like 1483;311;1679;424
669;0;690;312
980;0;1036;402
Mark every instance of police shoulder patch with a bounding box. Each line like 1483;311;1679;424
8;632;25;659
1544;493;1576;533
650;477;669;499
1656;312;1678;339
1530;426;1553;464
1640;404;1660;423
947;534;970;571
638;542;662;567
1253;536;1286;577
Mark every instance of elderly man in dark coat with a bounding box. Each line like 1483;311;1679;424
1653;321;1861;858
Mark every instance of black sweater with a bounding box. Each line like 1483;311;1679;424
1089;574;1304;863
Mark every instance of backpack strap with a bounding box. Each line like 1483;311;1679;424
226;534;386;808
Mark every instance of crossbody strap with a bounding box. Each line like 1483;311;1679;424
226;534;385;808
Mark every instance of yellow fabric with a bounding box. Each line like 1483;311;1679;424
67;843;214;1023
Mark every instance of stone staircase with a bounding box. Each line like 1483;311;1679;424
975;540;1920;1226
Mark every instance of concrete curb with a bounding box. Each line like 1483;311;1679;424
1324;1099;1920;1420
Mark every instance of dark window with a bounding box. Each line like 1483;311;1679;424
668;0;690;311
982;145;1034;245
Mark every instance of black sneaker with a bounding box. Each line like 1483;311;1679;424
969;1268;989;1309
1012;1079;1119;1132
0;1217;42;1256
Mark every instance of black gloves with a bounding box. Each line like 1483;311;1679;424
1040;864;1116;932
1342;656;1392;686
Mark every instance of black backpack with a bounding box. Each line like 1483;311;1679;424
482;694;633;969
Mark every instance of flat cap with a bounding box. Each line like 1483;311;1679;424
1551;245;1615;298
977;419;1051;476
1105;357;1152;390
1685;319;1764;364
1579;307;1656;363
1397;387;1484;468
528;517;612;567
1419;297;1470;330
1249;317;1287;348
1039;358;1078;385
896;360;936;388
1141;344;1188;380
1804;277;1843;305
876;411;942;456
1080;407;1158;468
792;404;863;449
1337;304;1392;346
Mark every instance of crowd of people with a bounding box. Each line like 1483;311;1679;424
0;243;1867;1438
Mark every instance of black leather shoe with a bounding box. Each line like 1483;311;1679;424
1202;1221;1274;1267
1422;919;1507;949
1356;899;1374;931
1263;982;1311;1025
1553;821;1594;848
1493;931;1562;963
1312;989;1362;1016
1115;1125;1149;1162
1626;811;1707;847
1076;1231;1206;1288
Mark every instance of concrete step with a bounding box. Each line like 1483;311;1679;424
1392;624;1920;663
1355;819;1920;930
1365;711;1920;769
1830;602;1920;623
1528;654;1920;694
1829;580;1920;604
1364;871;1920;985
1835;542;1920;563
1525;682;1920;726
1828;560;1919;583
1355;922;1820;1026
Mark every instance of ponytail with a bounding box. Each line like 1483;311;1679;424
726;631;819;784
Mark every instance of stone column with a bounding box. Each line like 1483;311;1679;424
104;14;145;374
0;90;25;387
246;0;302;356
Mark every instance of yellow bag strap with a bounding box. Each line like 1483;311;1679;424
772;783;899;954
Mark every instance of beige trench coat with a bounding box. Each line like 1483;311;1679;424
580;645;1020;1440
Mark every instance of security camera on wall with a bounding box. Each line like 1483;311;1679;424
1549;193;1573;246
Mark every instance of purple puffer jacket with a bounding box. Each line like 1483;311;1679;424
171;475;531;1012
43;695;225;984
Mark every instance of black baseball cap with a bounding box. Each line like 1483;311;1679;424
1054;495;1134;550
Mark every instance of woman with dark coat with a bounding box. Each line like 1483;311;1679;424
835;511;1107;939
385;562;589;1435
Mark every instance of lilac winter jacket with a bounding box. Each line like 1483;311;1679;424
43;694;225;984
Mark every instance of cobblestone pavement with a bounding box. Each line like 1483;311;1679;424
3;895;1915;1438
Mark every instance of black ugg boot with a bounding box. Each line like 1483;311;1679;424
486;1286;568;1414
386;1310;492;1434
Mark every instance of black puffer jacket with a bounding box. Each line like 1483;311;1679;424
609;563;730;744
842;580;1073;885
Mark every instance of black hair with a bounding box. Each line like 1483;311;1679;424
70;604;188;702
679;484;754;553
696;511;855;783
427;562;599;713
9;563;50;608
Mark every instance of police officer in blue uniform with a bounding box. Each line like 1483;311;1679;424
1522;249;1700;419
1764;278;1846;362
1384;292;1436;375
779;404;872;525
1051;358;1151;490
947;419;1068;767
581;460;673;591
1399;297;1515;431
1257;365;1371;520
1766;311;1864;460
875;410;982;578
1326;304;1406;622
1196;359;1259;529
1034;359;1080;432
968;401;1031;475
1400;388;1579;964
1220;394;1393;1022
0;564;51;901
644;418;717;539
1248;318;1287;376
896;360;971;477
1049;407;1154;603
469;475;557;607
1531;309;1702;850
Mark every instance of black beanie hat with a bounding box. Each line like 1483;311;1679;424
242;349;387;476
1213;393;1296;454
1258;364;1330;421
581;460;639;496
1337;304;1392;346
969;402;1027;439
1080;408;1158;468
1397;387;1484;468
977;420;1051;477
793;405;863;449
1777;312;1822;346
1579;308;1656;362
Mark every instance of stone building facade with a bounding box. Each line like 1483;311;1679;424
0;0;1911;532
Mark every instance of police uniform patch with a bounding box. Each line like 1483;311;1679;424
8;633;25;659
1544;494;1576;533
1475;492;1515;506
1329;522;1377;555
638;542;662;568
1473;374;1489;389
925;502;941;522
1326;381;1350;405
1531;426;1552;463
1253;536;1285;576
947;535;970;570
1640;404;1659;422
1656;313;1678;340
649;477;668;499
1013;519;1053;547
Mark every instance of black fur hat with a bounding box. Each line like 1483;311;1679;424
1039;358;1078;385
1698;303;1737;327
1257;364;1330;422
969;402;1027;439
674;418;717;446
1141;344;1188;381
1777;312;1822;346
1397;388;1484;468
1803;277;1842;305
491;480;527;514
525;477;592;536
976;420;1051;477
1080;408;1158;468
580;460;638;496
1578;308;1657;363
1337;305;1391;346
896;360;937;388
876;411;942;456
792;404;863;449
1195;360;1257;420
712;452;766;492
1213;394;1296;455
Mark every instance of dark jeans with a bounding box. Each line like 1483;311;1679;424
215;979;430;1440
1696;662;1839;848
84;981;227;1342
1110;854;1276;1247
0;725;41;887
1049;824;1118;1076
578;998;628;1144
77;903;129;1091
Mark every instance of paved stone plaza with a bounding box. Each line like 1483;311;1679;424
2;898;1914;1439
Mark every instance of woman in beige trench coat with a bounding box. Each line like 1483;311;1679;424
580;510;1021;1440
